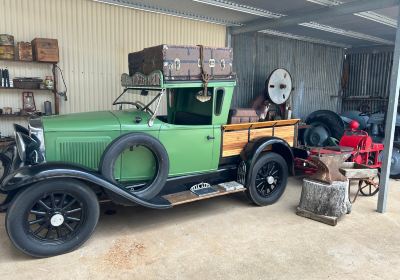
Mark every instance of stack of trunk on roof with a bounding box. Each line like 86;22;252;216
128;44;235;81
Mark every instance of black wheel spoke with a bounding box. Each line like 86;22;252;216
38;199;51;211
66;208;82;214
29;218;46;225
64;222;74;232
33;222;48;235
44;227;51;239
56;227;61;239
62;198;77;211
30;210;46;216
256;181;264;189
59;193;67;208
50;193;56;208
66;216;81;222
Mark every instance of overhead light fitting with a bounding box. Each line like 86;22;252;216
192;0;285;18
307;0;397;28
299;22;394;45
260;29;351;48
93;0;242;26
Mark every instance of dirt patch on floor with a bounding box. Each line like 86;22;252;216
103;237;147;269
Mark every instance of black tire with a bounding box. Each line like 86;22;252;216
303;110;345;147
100;133;169;200
6;179;99;257
0;153;11;184
246;152;288;206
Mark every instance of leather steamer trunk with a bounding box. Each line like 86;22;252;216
229;108;259;124
32;38;59;63
139;45;234;80
128;51;144;76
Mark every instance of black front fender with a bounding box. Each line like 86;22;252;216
1;162;171;209
242;136;294;183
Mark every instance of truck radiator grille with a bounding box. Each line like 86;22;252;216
57;138;110;170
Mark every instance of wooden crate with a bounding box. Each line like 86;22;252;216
221;119;299;157
0;45;14;60
32;38;59;63
16;42;33;61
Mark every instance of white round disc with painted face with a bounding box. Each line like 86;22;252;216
266;68;292;105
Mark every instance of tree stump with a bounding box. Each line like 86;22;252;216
296;179;351;226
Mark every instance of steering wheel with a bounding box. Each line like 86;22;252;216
113;101;144;110
113;101;154;115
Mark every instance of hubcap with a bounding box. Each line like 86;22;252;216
267;176;275;185
50;213;64;227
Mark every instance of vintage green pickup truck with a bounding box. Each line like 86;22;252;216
0;70;298;257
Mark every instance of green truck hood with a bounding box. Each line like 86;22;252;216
42;111;120;132
42;110;162;132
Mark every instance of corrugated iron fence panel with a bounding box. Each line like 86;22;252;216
343;51;393;112
232;33;344;120
0;0;226;136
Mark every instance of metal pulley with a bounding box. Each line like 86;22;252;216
266;68;292;105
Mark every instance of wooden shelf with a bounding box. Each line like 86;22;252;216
0;114;31;119
0;87;53;92
0;58;55;65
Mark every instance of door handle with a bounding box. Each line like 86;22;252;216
207;135;215;140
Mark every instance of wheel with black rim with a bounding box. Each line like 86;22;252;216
359;174;380;196
6;179;99;257
246;152;288;206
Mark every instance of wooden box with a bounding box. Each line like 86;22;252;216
32;38;59;63
16;42;33;61
0;45;14;60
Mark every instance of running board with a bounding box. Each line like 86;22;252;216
163;182;246;206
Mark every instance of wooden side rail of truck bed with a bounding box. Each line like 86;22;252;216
221;119;300;157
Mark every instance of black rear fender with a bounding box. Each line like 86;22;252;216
1;162;171;209
242;137;294;182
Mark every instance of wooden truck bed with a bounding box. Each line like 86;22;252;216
221;119;300;157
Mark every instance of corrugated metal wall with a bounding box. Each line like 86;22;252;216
343;50;393;112
232;33;345;120
0;0;226;136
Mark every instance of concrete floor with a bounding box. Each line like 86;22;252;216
1;177;400;280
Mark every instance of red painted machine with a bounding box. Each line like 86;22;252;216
295;120;383;197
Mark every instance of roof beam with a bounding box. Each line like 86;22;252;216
307;0;397;28
231;0;399;35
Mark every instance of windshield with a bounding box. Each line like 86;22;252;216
113;88;166;126
113;88;166;112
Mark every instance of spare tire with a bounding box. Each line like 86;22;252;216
303;110;345;147
99;133;169;200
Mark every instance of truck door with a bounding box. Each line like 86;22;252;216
159;87;217;176
159;123;215;176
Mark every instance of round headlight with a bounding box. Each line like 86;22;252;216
15;132;26;162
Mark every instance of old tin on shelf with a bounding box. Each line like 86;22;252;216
0;34;14;46
16;42;33;61
0;45;15;60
